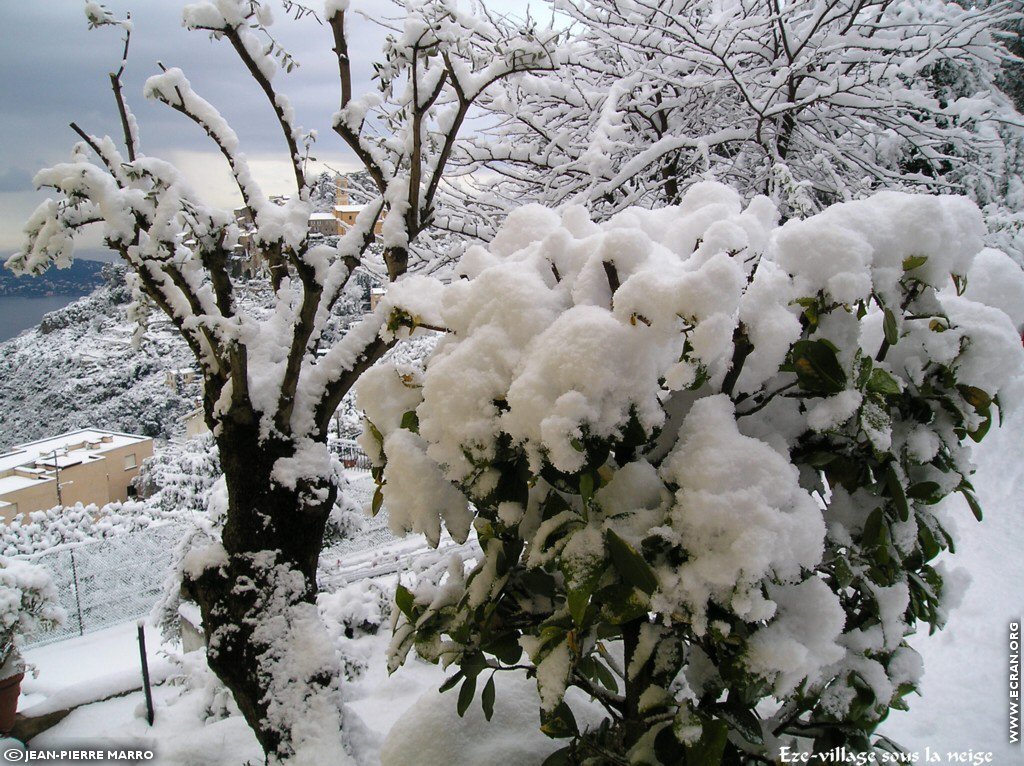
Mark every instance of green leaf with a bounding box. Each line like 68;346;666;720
395;584;415;621
791;339;847;394
371;486;384;517
867;368;901;396
885;466;909;522
438;670;464;694
876;523;892;565
918;522;941;561
883;307;899;346
462;651;488;678
606;530;659;595
485;632;523;665
863;508;885;547
960;487;984;521
806;451;837;468
541;746;572;766
579;471;595;504
902;255;928;271
540;701;579;738
833;556;855;588
457;674;477;717
598;583;649;625
400;409;419;433
717;704;764;746
567;588;591;627
685;719;729;766
969;410;993;443
591;659;618;694
481;675;496;721
907;481;941;502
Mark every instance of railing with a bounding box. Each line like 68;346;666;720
21;520;189;648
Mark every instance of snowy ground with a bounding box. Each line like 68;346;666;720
15;410;1024;764
878;387;1024;762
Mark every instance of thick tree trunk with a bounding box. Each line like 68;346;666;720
182;416;346;762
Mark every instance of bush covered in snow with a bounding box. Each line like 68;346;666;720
0;500;178;557
365;184;1024;763
0;557;63;674
135;434;221;514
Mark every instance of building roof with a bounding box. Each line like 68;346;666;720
309;212;337;221
334;204;365;213
0;429;151;475
0;474;54;497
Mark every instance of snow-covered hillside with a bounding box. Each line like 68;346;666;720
0;268;200;449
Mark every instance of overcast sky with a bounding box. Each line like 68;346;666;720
0;0;535;261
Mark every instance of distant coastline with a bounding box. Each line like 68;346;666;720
0;259;105;298
0;294;82;341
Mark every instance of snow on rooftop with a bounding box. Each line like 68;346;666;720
0;429;150;474
309;212;337;221
0;473;54;496
334;204;366;213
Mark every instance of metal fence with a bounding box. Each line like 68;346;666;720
22;520;190;648
332;439;374;471
20;445;419;648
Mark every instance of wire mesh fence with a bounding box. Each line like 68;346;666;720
19;444;414;649
22;519;191;648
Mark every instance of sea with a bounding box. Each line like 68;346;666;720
0;295;82;342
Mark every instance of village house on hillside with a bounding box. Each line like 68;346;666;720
230;176;385;279
0;429;153;520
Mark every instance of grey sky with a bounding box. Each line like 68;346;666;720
0;0;535;260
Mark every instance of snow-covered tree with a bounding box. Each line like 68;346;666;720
453;0;1024;243
369;185;1024;763
5;0;556;760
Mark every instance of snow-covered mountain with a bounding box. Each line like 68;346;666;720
0;267;200;450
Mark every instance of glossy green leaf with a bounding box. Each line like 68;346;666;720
885;466;909;522
395;584;415;621
567;587;591;627
400;409;419;433
718;704;764;746
540;702;579;738
685;719;729;766
868;368;901;396
883;307;899;346
457;674;477;717
438;670;464;694
481;675;496;721
863;507;885;547
791;339;847;394
907;481;941;501
606;530;658;595
579;471;595;504
961;487;984;521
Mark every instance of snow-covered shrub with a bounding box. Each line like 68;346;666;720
322;485;367;548
321;580;394;640
134;433;221;514
319;580;395;682
0;500;174;557
0;558;64;675
368;184;1024;763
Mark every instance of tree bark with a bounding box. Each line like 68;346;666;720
183;414;342;760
